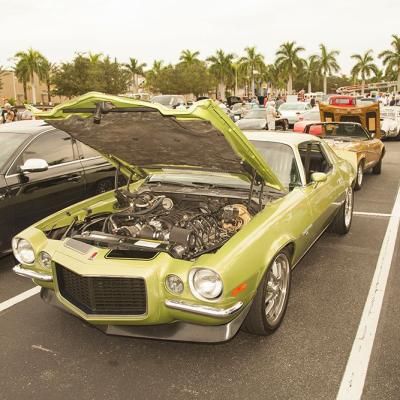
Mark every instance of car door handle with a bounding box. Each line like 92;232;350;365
67;175;82;182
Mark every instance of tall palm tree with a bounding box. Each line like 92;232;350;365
302;55;320;94
207;50;235;100
39;59;58;104
275;41;305;94
124;57;147;93
179;50;200;65
379;34;400;92
318;44;340;94
14;59;30;102
239;46;265;97
351;50;378;94
14;48;46;104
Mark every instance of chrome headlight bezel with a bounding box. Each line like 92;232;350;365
189;268;223;301
12;238;35;265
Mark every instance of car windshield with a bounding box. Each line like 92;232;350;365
279;103;307;111
250;141;301;190
244;110;266;119
148;170;251;189
303;111;320;121
322;124;369;139
0;132;30;169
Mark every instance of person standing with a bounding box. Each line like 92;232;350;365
266;101;277;130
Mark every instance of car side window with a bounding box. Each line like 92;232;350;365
298;142;332;184
10;130;75;174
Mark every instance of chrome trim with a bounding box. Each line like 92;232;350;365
165;299;243;318
13;264;53;282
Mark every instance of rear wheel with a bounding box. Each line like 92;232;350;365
354;162;364;191
330;187;353;235
242;249;291;335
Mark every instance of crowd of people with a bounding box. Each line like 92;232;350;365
0;102;34;123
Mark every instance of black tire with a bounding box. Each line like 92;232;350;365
330;187;353;235
354;162;364;191
242;249;292;336
372;157;382;175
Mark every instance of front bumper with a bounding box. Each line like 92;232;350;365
41;288;251;343
13;264;53;282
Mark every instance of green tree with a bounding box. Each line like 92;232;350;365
275;41;305;94
14;48;46;104
145;60;164;93
351;50;378;94
124;57;147;93
207;49;235;100
318;44;340;94
179;50;201;65
301;55;320;93
239;46;265;97
379;34;400;92
14;60;30;101
39;59;58;104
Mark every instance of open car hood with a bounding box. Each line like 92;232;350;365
40;92;284;191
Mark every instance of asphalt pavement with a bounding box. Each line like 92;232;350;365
1;141;399;400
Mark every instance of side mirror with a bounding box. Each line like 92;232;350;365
20;158;49;173
311;172;327;185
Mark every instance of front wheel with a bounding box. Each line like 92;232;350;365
242;250;291;335
329;187;354;235
354;162;364;191
372;157;382;175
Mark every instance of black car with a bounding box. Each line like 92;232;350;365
0;120;117;254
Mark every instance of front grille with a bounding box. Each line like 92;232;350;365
55;264;147;315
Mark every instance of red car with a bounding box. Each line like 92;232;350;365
293;109;322;135
329;95;356;107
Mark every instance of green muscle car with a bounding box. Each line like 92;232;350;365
13;93;356;343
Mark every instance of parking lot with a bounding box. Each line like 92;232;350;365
1;141;399;400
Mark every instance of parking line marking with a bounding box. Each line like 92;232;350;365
0;286;40;313
353;211;392;218
337;185;400;400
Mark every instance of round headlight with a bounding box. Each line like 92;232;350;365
191;269;223;300
39;251;52;269
12;238;35;264
165;274;184;294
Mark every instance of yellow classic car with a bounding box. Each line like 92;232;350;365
304;121;385;190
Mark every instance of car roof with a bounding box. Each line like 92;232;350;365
244;130;322;146
0;120;52;135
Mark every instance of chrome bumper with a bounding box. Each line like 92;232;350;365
165;299;243;318
13;265;53;282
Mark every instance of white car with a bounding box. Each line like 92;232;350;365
278;102;312;126
380;106;400;139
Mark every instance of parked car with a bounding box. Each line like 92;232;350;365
293;109;321;134
304;122;385;190
380;106;400;139
0;120;116;254
151;95;186;109
278;102;312;126
13;93;355;343
236;108;289;130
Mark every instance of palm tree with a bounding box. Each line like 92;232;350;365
379;34;400;92
207;50;235;100
14;48;46;104
275;41;305;94
14;59;30;102
318;44;340;94
179;50;200;65
88;52;103;64
302;55;320;94
39;59;58;104
124;57;147;93
239;46;265;97
351;50;378;94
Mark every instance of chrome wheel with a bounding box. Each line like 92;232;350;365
344;188;353;228
265;253;290;326
357;164;363;187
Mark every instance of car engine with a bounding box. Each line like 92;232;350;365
69;189;253;260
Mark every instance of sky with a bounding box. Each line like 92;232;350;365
1;0;399;75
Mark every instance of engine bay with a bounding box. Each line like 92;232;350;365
59;187;255;260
